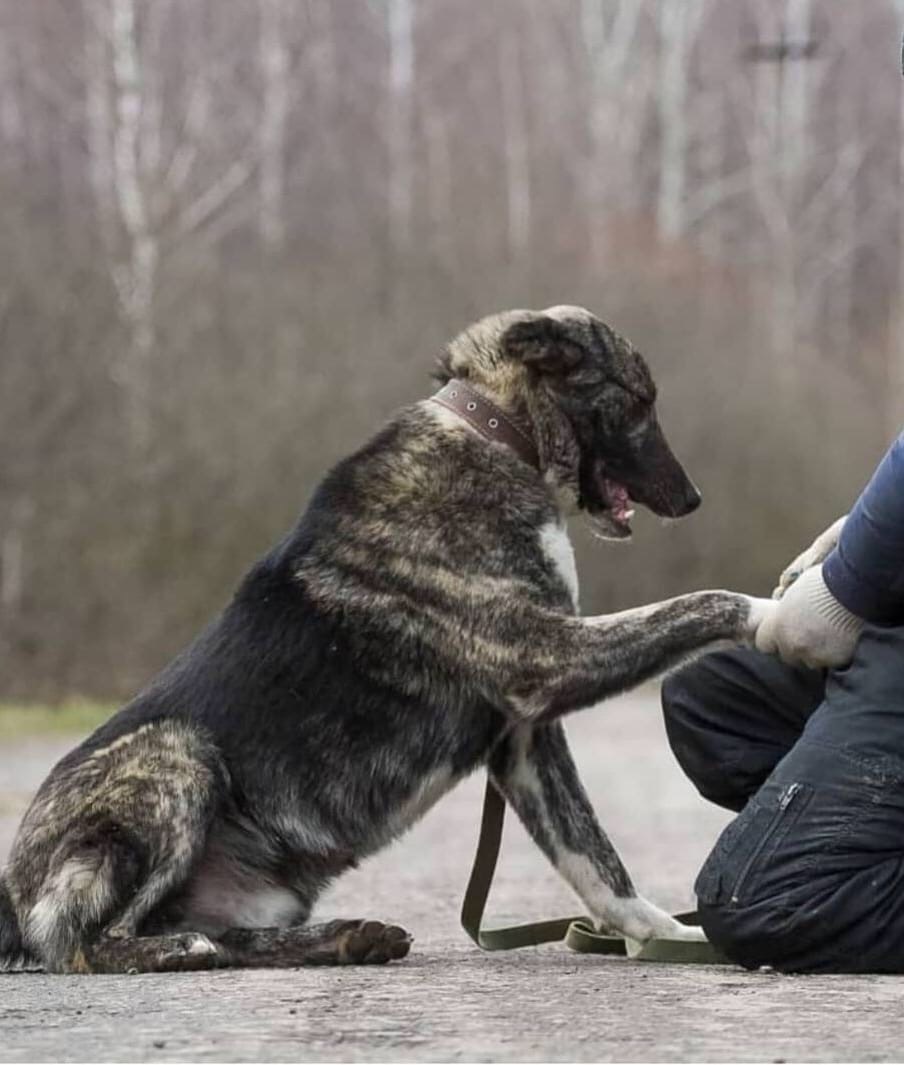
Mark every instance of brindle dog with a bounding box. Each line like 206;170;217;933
0;306;774;973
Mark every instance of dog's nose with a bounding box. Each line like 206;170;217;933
679;482;703;515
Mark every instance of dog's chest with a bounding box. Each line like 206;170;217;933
538;522;579;611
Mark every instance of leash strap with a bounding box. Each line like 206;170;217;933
461;776;731;964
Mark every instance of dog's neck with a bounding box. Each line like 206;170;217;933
429;379;539;470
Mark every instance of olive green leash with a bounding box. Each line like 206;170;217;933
461;778;731;964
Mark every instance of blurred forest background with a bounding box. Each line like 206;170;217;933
1;0;903;700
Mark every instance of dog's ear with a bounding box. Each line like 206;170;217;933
502;316;585;376
432;348;455;385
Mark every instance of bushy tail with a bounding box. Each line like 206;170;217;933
0;875;38;972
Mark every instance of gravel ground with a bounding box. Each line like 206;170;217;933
0;689;899;1063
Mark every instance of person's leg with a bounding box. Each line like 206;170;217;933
696;624;904;973
662;649;826;812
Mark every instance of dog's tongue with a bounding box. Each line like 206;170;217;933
603;479;634;523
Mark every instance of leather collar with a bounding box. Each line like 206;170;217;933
429;378;539;471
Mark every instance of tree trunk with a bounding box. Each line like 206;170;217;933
258;0;289;253
387;0;414;258
110;0;158;458
656;0;705;242
499;36;531;260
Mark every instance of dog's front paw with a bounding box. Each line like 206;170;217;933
605;897;691;943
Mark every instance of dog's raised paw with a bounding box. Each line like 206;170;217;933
337;919;412;964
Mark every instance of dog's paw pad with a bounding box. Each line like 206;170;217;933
338;919;412;964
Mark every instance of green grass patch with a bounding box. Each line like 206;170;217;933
0;699;114;740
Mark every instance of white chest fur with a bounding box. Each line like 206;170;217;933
538;521;579;611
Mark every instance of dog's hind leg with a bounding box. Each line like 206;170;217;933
76;931;222;974
218;920;412;967
21;806;220;973
79;921;410;974
11;721;223;972
490;722;701;943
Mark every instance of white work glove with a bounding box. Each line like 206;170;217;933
773;515;847;600
755;564;864;669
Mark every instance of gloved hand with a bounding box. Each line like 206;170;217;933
755;564;864;669
773;516;847;600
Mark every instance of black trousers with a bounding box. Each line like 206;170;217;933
662;626;904;973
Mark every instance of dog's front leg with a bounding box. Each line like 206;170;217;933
489;722;699;942
499;590;773;721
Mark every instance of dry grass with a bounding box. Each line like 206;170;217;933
0;700;113;741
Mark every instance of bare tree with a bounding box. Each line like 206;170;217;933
85;1;116;251
258;0;290;252
0;4;24;166
0;0;899;699
888;0;904;433
108;0;158;454
580;0;647;262
499;34;531;259
655;0;706;241
386;0;414;256
83;0;259;455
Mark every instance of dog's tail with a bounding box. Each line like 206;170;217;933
0;875;38;972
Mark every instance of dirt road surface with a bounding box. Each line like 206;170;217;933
0;689;899;1063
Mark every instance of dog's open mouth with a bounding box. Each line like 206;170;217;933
600;478;635;530
583;464;636;540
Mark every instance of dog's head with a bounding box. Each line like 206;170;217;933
437;305;701;539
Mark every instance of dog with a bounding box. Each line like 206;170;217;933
0;305;773;973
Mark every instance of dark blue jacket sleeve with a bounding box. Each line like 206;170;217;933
823;432;904;625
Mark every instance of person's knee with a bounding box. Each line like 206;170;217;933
694;774;835;973
693;808;802;969
699;850;904;973
697;898;793;971
661;661;747;812
660;667;701;777
660;660;711;742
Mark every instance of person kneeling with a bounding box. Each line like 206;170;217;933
663;434;904;973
